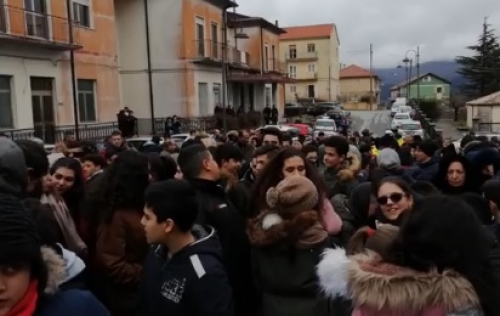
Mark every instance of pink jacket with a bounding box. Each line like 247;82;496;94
320;197;342;234
317;249;482;316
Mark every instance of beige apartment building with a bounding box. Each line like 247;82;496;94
279;24;340;103
339;64;380;110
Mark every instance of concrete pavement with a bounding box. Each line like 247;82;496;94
435;120;464;140
350;110;392;136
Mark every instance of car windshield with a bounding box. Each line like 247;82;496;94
400;124;421;130
395;114;409;119
400;107;411;112
315;121;334;127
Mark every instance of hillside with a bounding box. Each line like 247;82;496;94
375;60;466;100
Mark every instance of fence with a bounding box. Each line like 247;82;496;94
476;123;500;133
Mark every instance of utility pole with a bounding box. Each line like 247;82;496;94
369;43;373;110
221;8;228;132
66;0;79;139
408;59;413;99
416;46;420;106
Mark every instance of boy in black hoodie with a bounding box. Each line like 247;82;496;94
140;179;233;316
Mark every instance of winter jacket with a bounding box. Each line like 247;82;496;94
35;246;108;316
323;151;360;199
411;156;440;182
140;225;233;316
188;178;257;316
95;209;148;316
317;249;482;316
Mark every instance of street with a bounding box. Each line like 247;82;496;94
350;110;391;136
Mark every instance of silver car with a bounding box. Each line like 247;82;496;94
398;122;424;137
313;118;337;138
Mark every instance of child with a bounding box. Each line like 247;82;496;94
140;180;233;316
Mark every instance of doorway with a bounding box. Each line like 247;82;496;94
307;85;315;98
30;77;55;143
198;82;209;116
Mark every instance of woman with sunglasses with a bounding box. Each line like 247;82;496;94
373;177;415;226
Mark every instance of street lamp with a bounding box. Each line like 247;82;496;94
403;48;420;104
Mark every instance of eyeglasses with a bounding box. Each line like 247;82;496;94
377;192;404;205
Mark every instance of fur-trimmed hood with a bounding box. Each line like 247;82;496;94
317;248;480;314
337;151;361;182
41;246;68;294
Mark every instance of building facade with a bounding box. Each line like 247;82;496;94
339;64;380;110
390;73;451;101
0;0;120;140
279;23;340;103
115;0;289;133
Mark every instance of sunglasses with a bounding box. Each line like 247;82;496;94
377;192;404;205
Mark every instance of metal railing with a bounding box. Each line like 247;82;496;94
476;122;500;133
0;4;80;46
264;58;286;74
154;117;217;134
1;122;118;144
192;39;249;65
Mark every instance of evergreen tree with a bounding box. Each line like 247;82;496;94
455;19;500;97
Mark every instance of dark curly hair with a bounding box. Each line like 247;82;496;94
50;157;85;217
250;147;327;217
100;151;149;224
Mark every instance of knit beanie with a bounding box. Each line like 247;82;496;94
0;194;41;264
0;138;27;196
266;175;319;215
377;148;401;169
482;180;500;208
416;141;438;157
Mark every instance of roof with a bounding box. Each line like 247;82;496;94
390;72;451;90
279;24;335;41
339;64;378;79
227;12;286;35
466;90;500;106
205;0;237;9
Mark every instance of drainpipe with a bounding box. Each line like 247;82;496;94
221;8;228;132
66;0;79;140
144;0;155;133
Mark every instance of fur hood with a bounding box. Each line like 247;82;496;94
337;151;361;182
41;246;67;294
317;248;480;313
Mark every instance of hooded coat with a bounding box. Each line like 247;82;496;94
35;247;108;316
317;248;482;316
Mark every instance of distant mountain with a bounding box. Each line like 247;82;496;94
374;60;467;100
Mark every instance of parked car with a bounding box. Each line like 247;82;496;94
324;110;350;130
256;125;301;141
313;117;337;138
398;121;424;137
307;102;343;116
391;113;412;130
390;104;401;117
126;136;164;150
284;103;307;118
170;133;191;147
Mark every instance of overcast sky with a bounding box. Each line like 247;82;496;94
236;0;500;69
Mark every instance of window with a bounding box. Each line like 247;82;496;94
0;1;7;33
24;0;48;38
307;43;315;53
195;17;205;57
211;23;218;58
264;44;269;70
307;85;315;98
290;85;296;93
288;65;296;79
77;79;96;122
0;76;13;128
308;63;316;73
288;45;296;59
436;86;443;93
72;0;91;28
265;87;272;107
213;83;221;106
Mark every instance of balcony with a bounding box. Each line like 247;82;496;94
264;58;287;74
285;51;318;62
295;72;318;81
0;4;81;51
191;39;249;67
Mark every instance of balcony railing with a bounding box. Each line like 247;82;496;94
285;51;318;61
264;58;287;74
192;39;249;65
0;4;80;50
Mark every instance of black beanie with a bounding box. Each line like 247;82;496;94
0;194;41;265
416;141;438;157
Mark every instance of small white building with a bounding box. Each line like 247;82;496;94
466;90;500;132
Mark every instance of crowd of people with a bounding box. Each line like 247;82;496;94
1;125;500;316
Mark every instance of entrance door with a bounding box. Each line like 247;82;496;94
198;82;209;116
30;77;55;143
308;84;315;98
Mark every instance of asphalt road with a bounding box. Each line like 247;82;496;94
350;110;392;136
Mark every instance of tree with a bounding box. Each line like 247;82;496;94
455;19;500;97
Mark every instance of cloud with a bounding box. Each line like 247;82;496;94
235;0;500;68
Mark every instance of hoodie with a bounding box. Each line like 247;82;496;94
0;138;27;196
140;225;233;316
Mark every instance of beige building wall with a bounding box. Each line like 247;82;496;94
340;77;380;101
280;31;339;102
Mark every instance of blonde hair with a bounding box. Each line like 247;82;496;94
53;142;67;154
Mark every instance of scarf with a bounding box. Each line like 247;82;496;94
6;280;38;316
41;194;87;256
